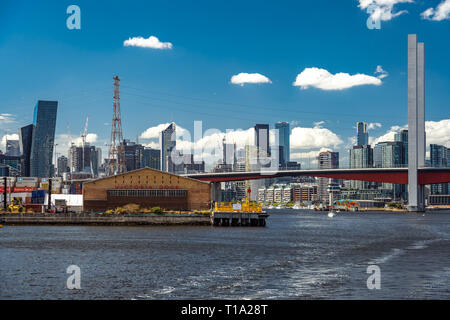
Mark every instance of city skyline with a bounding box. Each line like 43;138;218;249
1;1;450;168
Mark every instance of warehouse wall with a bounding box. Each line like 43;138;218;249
83;168;211;211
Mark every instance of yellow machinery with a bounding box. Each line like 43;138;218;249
8;197;25;213
214;197;263;213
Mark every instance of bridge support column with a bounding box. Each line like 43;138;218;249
408;34;426;212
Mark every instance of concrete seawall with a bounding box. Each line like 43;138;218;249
0;213;211;226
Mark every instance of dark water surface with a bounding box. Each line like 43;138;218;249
1;210;450;299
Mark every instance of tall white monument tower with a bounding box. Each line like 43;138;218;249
408;34;426;212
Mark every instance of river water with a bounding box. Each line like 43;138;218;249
1;210;450;299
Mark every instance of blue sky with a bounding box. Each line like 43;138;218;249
0;0;449;167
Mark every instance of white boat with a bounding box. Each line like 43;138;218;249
267;205;274;209
292;204;301;210
276;205;284;209
328;211;336;218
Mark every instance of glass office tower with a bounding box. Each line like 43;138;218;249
30;100;58;178
19;124;35;177
275;121;290;164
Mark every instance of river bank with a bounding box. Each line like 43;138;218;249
0;213;211;226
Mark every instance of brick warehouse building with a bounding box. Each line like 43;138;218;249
82;168;211;212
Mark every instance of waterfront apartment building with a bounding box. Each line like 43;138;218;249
258;183;318;203
30;100;58;178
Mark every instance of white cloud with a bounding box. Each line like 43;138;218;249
124;36;173;49
372;119;450;148
0;113;15;124
421;0;450;21
368;122;382;130
140;123;189;140
425;119;450;147
139;123;255;166
374;65;389;79
293;67;382;90
73;133;98;146
358;0;413;21
230;73;272;86
291;148;333;161
53;133;100;160
290;122;343;150
372;125;406;145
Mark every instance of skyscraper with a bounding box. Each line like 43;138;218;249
19;124;34;177
160;123;176;172
123;139;144;172
394;129;408;166
349;145;373;190
57;155;69;177
254;124;270;166
275;122;290;164
356;122;369;146
30;100;58;178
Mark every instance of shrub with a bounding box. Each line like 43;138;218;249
151;206;163;214
122;204;140;213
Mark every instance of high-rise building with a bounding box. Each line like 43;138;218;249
5;140;20;157
19;124;34;177
356;122;369;146
160;123;176;172
142;148;160;170
374;141;405;200
275;121;290;164
254;124;270;166
394;129;408;166
222;137;236;167
0;154;21;176
349;145;373;190
317;151;339;203
373;142;403;168
430;144;448;195
123;139;144;172
57;155;69;177
30;100;58;178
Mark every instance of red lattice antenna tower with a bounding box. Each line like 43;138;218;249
107;76;126;176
